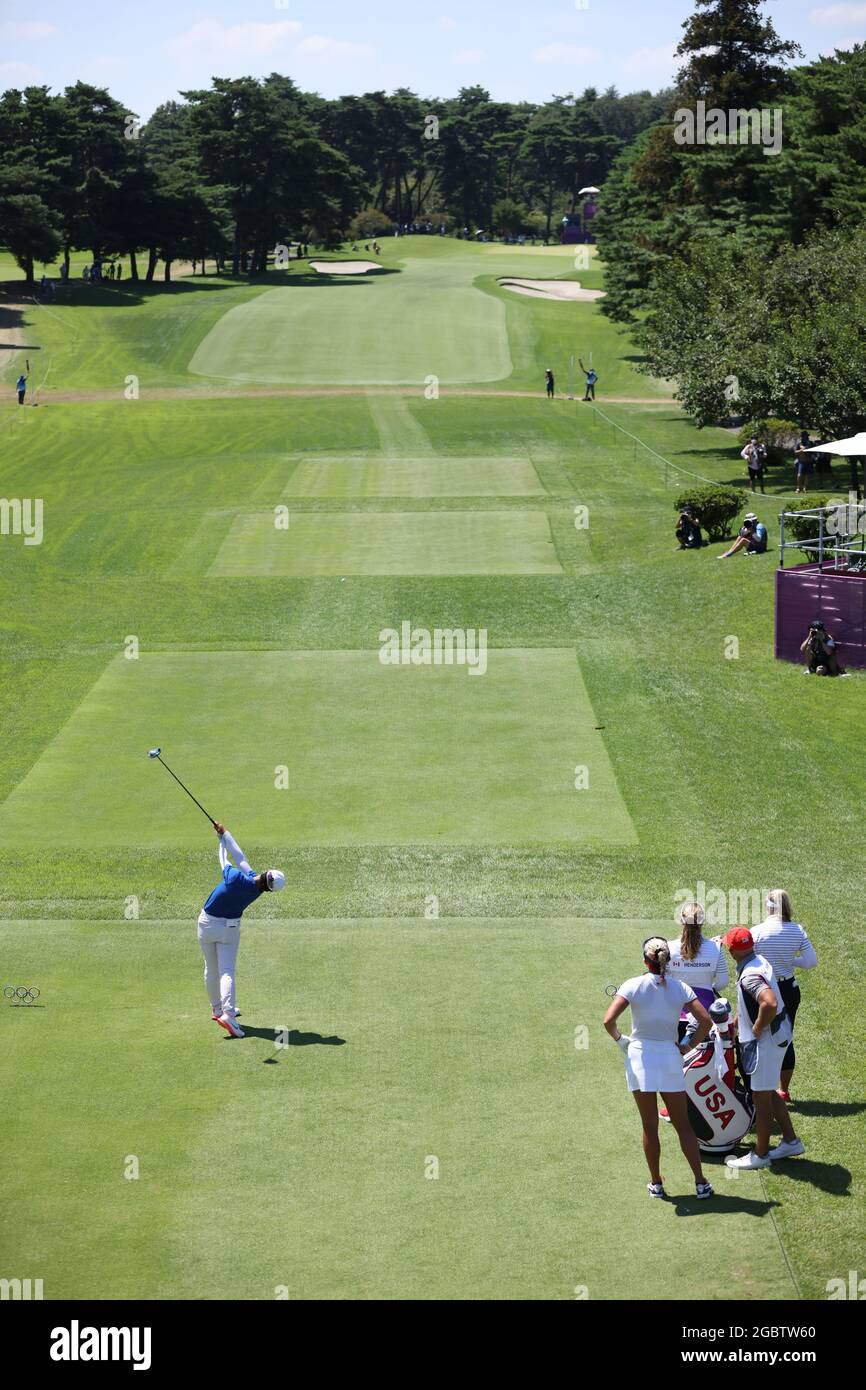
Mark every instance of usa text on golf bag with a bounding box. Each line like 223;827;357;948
682;1003;754;1152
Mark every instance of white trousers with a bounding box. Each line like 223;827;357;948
197;910;240;1018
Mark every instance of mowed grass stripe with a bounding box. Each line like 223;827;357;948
208;510;564;576
0;919;797;1301
282;457;545;498
0;649;637;848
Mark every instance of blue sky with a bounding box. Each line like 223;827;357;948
1;1;864;118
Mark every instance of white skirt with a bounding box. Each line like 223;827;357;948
626;1039;685;1093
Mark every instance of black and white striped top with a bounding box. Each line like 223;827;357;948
751;919;818;981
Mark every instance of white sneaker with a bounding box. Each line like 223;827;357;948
769;1138;805;1160
216;1013;244;1038
725;1150;772;1169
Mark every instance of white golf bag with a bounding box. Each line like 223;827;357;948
682;1000;755;1153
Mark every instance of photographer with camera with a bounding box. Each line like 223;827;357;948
800;618;844;675
740;436;768;494
675;503;702;550
719;512;768;559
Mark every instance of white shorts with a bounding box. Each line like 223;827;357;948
747;1039;785;1091
626;1039;685;1093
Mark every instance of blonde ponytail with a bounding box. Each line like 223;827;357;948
643;937;671;983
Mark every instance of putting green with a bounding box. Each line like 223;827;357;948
209;510;563;576
187;254;512;386
283;457;546;498
0;917;795;1300
0;650;636;848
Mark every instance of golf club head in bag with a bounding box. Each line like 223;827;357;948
681;999;755;1153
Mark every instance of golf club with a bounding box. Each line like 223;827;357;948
147;747;217;826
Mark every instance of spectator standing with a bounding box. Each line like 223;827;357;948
740;436;767;494
752;890;817;1102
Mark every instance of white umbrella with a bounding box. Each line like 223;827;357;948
801;431;866;497
578;186;600;196
802;432;866;455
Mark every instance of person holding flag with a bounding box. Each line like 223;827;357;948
16;364;28;405
579;357;598;401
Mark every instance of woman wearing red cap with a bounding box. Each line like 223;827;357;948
722;927;805;1169
604;937;714;1199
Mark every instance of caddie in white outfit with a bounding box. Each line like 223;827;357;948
722;927;805;1169
604;936;714;1200
198;821;285;1039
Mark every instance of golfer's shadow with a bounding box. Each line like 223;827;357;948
671;1193;781;1217
232;1024;346;1056
788;1099;866;1119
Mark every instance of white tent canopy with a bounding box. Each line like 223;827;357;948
802;431;866;455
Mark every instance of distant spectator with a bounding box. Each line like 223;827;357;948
578;357;598;401
801;619;844;675
740;436;767;494
116;262;122;281
83;264;90;282
676;504;702;550
545;368;555;399
794;432;815;494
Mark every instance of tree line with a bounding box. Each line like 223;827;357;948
0;76;669;283
592;0;866;436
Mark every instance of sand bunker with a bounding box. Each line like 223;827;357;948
309;260;380;275
498;278;605;302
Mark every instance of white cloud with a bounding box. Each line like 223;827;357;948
808;4;866;23
297;35;373;58
166;20;302;61
0;21;58;41
533;43;602;64
452;48;485;64
438;17;458;30
619;43;679;76
0;60;46;81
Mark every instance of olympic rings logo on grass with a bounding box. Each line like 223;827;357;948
3;985;41;1002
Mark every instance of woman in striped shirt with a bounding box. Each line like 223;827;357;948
751;890;818;1102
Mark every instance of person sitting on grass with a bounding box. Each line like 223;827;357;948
800;619;844;675
719;513;767;558
675;504;702;549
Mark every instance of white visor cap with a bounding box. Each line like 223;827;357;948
267;869;286;892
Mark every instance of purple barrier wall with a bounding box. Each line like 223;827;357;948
775;563;866;668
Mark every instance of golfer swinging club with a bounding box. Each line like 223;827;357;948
199;821;285;1038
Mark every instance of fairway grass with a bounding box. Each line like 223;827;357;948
283;456;546;498
1;236;863;1303
0;649;636;848
0;918;797;1301
188;260;513;386
209;510;565;576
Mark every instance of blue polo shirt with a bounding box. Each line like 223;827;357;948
203;865;264;918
